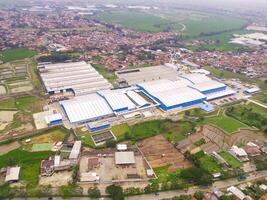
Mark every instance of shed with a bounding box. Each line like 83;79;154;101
115;151;135;165
5;167;20;183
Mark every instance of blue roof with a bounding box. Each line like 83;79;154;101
199;104;214;112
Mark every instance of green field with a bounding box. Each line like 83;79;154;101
252;92;267;105
111;120;189;142
0;95;43;113
0;48;37;63
95;11;173;32
219;151;242;168
204;112;249;134
94;10;247;37
92;64;117;86
22;127;68;151
0;149;52;186
75;127;95;148
246;102;267;117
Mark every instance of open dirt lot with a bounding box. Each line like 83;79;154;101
0;85;6;94
0;141;20;155
39;171;72;186
138;135;191;172
0;110;18;131
80;152;150;183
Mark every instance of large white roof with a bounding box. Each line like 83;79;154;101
60;93;113;123
190;80;226;92
138;79;206;108
69;141;82;159
126;90;149;107
181;73;212;84
39;61;112;95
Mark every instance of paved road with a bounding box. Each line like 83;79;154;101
248;99;267;109
127;170;267;200
11;171;267;200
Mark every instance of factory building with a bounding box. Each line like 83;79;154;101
38;61;112;96
137;79;207;111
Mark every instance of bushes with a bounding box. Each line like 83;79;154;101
106;184;124;200
180;167;213;186
88;187;101;198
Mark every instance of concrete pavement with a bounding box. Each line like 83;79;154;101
127;170;267;200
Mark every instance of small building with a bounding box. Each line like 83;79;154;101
244;145;261;157
116;144;127;151
5;167;20;183
69;141;82;160
80;172;100;182
244;86;260;94
115;151;135;165
259;184;267;192
88;121;110;132
227;186;248;200
229;146;249;162
45;113;63;125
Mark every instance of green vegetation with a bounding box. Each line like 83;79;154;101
246;102;267;117
205;66;267;90
0;48;37;63
21;127;67;151
180;167;213;186
106;184;124;200
95;10;172;32
111;120;193;143
0;95;43;113
252;92;267;105
0;149;52;186
92;64;117;86
37;52;80;63
226;104;267;133
198;154;222;174
75;128;95;148
87;187;101;198
219;151;242;168
59;184;83;199
194;138;206;146
203;111;249;134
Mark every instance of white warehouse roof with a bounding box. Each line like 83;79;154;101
98;91;136;112
138;79;206;109
60;93;113;123
45;113;62;124
181;73;212;84
190;80;226;92
38;61;112;96
126;90;150;107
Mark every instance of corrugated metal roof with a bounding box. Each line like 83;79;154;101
126;90;149;107
60;93;113;123
115;151;135;164
69;141;82;159
5;167;20;182
45;113;62;124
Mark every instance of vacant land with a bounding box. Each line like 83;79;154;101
205;66;267;90
22;127;68;151
0;149;52;186
246;102;267;117
75;127;95;148
0;141;20;155
138;135;191;172
204;112;249;134
219;151;242;168
0;48;37;63
92;64;117;86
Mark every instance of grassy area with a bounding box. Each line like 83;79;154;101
0;95;43;113
226;104;267;132
205;66;267;90
75;127;95;148
21;128;68;151
204;113;249;134
246;102;267;117
95;10;172;32
28;59;42;90
92;64;117;86
0;48;37;63
111;123;130;141
111;120;193;143
199;155;222;174
252;92;267;105
0;149;52;186
219;151;242;168
187;30;252;52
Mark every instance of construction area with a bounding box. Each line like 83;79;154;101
138;135;192;172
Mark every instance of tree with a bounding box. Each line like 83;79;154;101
219;195;235;200
88;187;101;198
194;191;204;200
106;184;124;200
